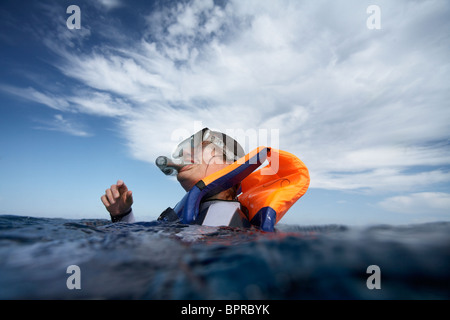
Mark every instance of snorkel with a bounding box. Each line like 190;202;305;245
155;156;186;176
155;128;245;176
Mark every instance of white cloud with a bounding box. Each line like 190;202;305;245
0;85;130;118
6;0;450;193
0;86;70;111
96;0;122;10
379;192;450;215
34;114;91;137
313;169;450;192
68;91;132;117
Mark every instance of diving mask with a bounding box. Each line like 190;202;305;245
155;127;245;176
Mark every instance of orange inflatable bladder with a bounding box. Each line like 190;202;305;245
238;148;310;228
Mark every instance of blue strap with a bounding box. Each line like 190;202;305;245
249;207;277;232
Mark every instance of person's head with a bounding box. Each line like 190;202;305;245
173;128;245;193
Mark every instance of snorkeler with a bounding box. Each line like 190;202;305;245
101;128;246;225
101;127;310;231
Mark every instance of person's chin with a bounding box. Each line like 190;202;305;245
176;166;198;191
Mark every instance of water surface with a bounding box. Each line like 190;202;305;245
0;215;449;299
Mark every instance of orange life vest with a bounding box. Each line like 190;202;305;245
172;147;310;231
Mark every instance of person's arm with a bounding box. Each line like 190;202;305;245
101;180;134;223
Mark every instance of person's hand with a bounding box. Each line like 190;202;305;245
101;180;133;217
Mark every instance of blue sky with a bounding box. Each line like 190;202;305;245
1;0;449;226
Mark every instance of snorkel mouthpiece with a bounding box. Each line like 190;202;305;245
155;156;186;176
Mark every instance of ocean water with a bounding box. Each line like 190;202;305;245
0;215;449;300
